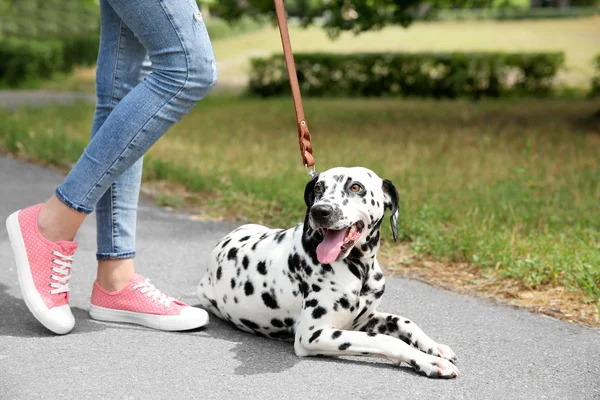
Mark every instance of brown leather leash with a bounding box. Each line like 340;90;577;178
273;0;316;179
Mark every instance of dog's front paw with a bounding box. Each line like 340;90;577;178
410;356;459;379
427;343;457;364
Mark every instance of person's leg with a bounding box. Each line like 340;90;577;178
91;0;152;292
7;0;217;334
48;0;217;234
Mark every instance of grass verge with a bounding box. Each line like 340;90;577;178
0;96;598;325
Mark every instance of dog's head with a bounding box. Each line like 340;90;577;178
303;167;399;264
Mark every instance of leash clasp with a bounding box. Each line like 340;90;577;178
305;164;317;179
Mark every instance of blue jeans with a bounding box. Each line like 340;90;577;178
55;0;217;260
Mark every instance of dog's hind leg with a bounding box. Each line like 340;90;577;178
293;327;458;379
196;268;226;320
355;312;457;363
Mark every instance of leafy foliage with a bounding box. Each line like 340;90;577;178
0;0;99;38
0;36;98;88
249;52;565;98
589;53;600;98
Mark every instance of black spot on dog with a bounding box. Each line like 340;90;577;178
257;261;267;275
410;359;420;372
321;264;334;275
312;306;327;319
374;287;385;299
405;320;411;324
300;281;309;297
262;292;279;309
374;272;383;281
361;318;378;332
221;238;231;249
239;236;250;242
347;263;362;280
216;267;222;280
353;306;368;323
276;231;287;243
244;281;254;296
338;342;351;350
284;318;295;327
240;318;259;330
378;325;387;334
308;329;323;344
311;284;321;292
230;278;236;289
242;256;249;270
271;319;284;328
305;299;318;308
288;253;300;273
227;248;238;261
367;331;378;337
371;199;375;206
338;297;350;309
332;330;342;339
251;242;258;251
349;247;364;259
210;299;218;309
360;284;371;295
234;297;238;303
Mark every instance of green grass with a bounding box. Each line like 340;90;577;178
0;97;599;306
215;16;600;88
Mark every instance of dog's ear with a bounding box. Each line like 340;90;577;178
304;174;319;208
382;179;400;242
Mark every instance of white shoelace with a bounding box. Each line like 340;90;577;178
132;279;175;308
49;250;73;295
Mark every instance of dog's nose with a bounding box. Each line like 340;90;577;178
311;204;334;222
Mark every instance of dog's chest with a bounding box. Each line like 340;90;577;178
301;259;386;329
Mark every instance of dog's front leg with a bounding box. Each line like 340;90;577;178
294;327;458;378
355;312;457;362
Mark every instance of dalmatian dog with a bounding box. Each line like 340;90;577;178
196;167;459;378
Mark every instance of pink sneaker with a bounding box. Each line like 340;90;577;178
89;274;209;331
5;204;77;335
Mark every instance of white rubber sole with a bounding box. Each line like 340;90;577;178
89;305;209;331
6;211;74;335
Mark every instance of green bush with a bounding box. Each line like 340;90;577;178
589;54;600;98
249;52;565;99
0;35;99;88
0;38;65;88
61;35;100;70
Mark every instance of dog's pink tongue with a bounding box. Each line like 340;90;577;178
317;229;346;264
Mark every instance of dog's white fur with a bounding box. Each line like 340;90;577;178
197;167;458;378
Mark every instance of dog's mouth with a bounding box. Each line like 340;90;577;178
316;221;365;264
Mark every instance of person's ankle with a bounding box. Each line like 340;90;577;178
37;196;84;242
96;259;135;292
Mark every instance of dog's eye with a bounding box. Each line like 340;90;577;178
350;184;362;193
314;185;323;194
